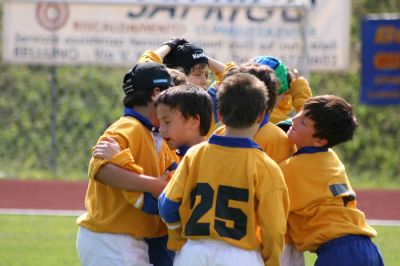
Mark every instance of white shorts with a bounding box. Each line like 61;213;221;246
76;226;152;266
280;244;305;266
173;239;263;266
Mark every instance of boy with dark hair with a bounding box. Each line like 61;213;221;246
139;38;210;89
77;61;177;266
155;84;212;157
163;43;209;89
215;62;295;163
96;84;213;161
280;95;384;266
158;73;289;266
93;84;213;265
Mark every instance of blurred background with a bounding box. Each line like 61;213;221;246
0;0;399;188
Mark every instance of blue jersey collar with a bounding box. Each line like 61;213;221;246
124;107;158;133
259;114;270;128
176;145;191;157
293;146;328;156
209;134;262;151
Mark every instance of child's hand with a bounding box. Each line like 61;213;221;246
93;137;121;160
151;171;170;198
162;37;188;50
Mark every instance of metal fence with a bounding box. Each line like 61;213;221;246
0;64;125;180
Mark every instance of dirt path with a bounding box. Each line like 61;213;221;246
0;179;399;221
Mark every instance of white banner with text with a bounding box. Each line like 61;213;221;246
2;0;350;70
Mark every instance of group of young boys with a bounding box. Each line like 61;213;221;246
76;38;384;266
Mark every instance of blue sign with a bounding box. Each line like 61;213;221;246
361;16;400;105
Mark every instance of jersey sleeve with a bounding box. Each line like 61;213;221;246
107;148;161;214
87;132;131;180
256;161;289;266
289;77;312;113
158;155;190;250
137;50;162;64
108;148;144;174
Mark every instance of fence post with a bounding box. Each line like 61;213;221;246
299;4;310;79
49;65;58;173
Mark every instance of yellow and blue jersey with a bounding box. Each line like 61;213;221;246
159;134;289;265
279;147;377;252
77;107;177;238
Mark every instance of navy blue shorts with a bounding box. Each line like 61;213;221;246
315;235;384;266
145;235;175;266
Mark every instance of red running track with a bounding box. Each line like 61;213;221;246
0;179;399;221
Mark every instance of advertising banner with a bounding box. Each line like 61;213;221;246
361;16;400;105
3;0;350;70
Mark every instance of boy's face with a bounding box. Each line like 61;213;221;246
287;110;327;148
187;64;209;89
157;103;198;150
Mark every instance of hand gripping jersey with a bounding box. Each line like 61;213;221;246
159;134;289;266
270;77;312;124
214;115;295;164
279;147;377;252
77;108;176;238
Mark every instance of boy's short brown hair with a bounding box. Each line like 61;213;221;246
303;95;358;147
225;62;277;114
218;73;268;128
155;85;212;136
167;68;187;86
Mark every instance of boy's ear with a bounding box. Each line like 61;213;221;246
152;87;161;97
188;114;200;130
313;137;328;147
217;111;224;124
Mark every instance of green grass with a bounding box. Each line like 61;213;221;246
0;215;80;266
0;215;398;265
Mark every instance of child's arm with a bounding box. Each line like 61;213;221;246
288;70;312;113
207;56;236;87
92;137;170;209
91;137;168;198
122;171;171;214
158;156;189;251
257;164;290;266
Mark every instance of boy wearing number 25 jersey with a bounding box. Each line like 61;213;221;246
159;73;289;266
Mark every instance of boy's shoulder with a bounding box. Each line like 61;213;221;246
108;116;150;134
256;150;282;170
184;141;208;156
101;116;154;147
279;148;340;169
256;122;289;139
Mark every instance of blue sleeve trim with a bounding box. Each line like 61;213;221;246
141;192;159;214
158;192;181;224
166;161;178;172
207;87;219;124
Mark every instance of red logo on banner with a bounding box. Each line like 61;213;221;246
36;2;69;31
